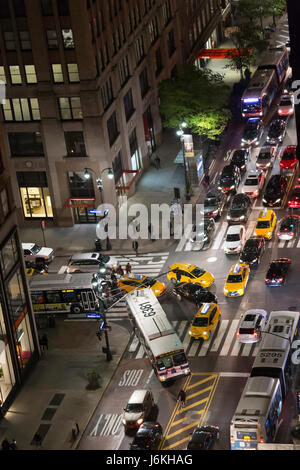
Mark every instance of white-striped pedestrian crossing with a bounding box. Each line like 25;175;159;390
105;252;169;320
126;318;260;359
175;220;300;252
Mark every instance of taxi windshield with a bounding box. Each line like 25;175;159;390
190;267;205;277
256;220;270;229
227;274;242;283
245;178;258;186
192;317;209;327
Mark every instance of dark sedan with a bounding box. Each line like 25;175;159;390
266;119;286;145
189;218;215;250
263;174;288;207
241;118;264;147
172;282;217;306
277;215;300;240
227;193;252;223
203;189;227;219
230;148;251;173
218;164;240;194
130;422;163;450
186;426;219;450
239;237;265;265
265;258;291;286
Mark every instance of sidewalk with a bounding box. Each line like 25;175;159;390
0;318;130;450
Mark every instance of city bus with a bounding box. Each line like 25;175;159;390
230;310;299;450
29;273;98;316
241;47;289;118
230;376;282;450
126;288;190;384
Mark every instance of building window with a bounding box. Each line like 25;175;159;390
12;0;26;17
46;30;58;49
4;32;16;51
68;171;95;198
67;63;79;82
56;0;69;16
8;132;44;157
62;29;74;49
24;65;37;84
135;35;145;64
129;128;141;171
168;29;176;57
148;16;159;44
101;78;114;110
112;151;123;183
9;66;22;85
19;31;31;50
41;0;53;16
0;66;6;84
2;98;40;121
64;131;86;157
107;112;119;147
17;171;53;218
154;47;163;76
0;3;11;18
51;64;63;83
119;55;130;87
139;68;149;98
0;233;18;278
162;0;171;25
123;89;135;121
58;97;82;120
0;188;9;218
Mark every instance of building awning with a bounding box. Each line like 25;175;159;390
198;48;252;59
65;198;95;209
115;170;139;191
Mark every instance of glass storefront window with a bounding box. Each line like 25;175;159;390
15;315;34;369
0;297;16;406
6;269;26;325
20;187;53;218
0;233;18;278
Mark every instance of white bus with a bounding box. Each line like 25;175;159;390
230;376;282;450
230;310;299;450
126;288;190;384
29;273;98;316
241;47;289;117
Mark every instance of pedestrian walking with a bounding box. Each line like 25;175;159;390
1;438;10;451
132;241;139;256
125;262;132;274
202;172;210;188
41;334;48;350
116;265;124;276
110;270;117;283
177;389;186;408
154;154;161;169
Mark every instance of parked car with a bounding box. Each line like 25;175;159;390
172;282;217;306
280;145;298;170
256;146;277;170
218;164;240;194
241;170;265;198
203;189;227;219
67;252;119;273
265;258;291;286
230;148;251;173
130;422;163;450
22;243;54;263
288;185;300;209
241;118;264;147
277;215;300;240
266;119;287;145
122;390;154;431
239;237;265;265
186;426;219;450
263;174;288;207
277;94;294;117
237;309;268;343
189;218;216;250
224;224;246;255
227;193;252;223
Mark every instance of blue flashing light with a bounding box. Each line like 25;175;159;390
248;117;260;121
202;303;210;314
243;98;260;103
99;319;105;330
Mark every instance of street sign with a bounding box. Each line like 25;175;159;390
86;313;102;319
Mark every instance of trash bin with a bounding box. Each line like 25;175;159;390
95;238;102;251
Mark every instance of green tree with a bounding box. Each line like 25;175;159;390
158;64;231;140
264;0;286;26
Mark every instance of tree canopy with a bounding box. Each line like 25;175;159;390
158;64;231;139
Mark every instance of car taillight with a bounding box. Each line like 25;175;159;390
236;331;240;337
278;277;283;282
254;332;258;338
265;278;269;282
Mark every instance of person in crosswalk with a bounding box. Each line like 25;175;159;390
177;389;186;408
125;262;132;274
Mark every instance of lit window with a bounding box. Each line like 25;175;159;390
59;97;82;120
67;63;79;82
25;65;37;84
51;64;63;83
0;66;6;84
9;66;22;84
62;29;74;48
2;98;40;121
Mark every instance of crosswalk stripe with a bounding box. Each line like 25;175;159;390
175;225;193;252
219;319;240;356
182;326;191;349
230;339;242;357
212;222;227;250
187;339;200;356
278;239;285;248
241;343;253;357
210;320;229;352
128;335;140;352
198;330;215;356
135;344;145;358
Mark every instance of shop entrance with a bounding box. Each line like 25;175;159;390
72;205;97;224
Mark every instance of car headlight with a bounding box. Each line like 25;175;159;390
238;288;244;294
224;287;228;294
137;418;144;425
253;137;258;142
263;198;267;203
252;258;258;262
240;215;245;220
202;331;208;336
267;231;271;237
275;198;281;203
230;185;235;189
122;419;126;425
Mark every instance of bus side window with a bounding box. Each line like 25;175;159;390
32;292;45;304
45;291;62;303
61;291;77;302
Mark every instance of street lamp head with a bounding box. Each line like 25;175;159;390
84;169;91;179
176;129;184;136
181;121;187;128
107;168;114;179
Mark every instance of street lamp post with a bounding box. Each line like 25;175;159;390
83;167;114;204
92;272;113;362
176;121;190;200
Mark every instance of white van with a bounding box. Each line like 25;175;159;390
66;252;119;273
122;390;154;430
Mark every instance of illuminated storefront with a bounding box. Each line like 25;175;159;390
0;228;39;414
17;172;53;219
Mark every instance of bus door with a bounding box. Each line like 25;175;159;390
81;291;96;311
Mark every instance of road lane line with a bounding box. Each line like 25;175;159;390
211;222;227;250
219;372;250;377
230;339;242;356
241;342;253;356
187;374;218;390
219;319;240;356
210;320;229;352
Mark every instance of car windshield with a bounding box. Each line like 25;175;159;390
280;220;295;230
269;124;281;136
173;352;187;366
187;441;204;450
204;197;217;206
99;254;110;263
143;278;156;287
245;242;258;252
226;234;240;242
280;99;292;106
239;328;255;335
132;437;150;448
282;152;294;160
270;263;283;274
31;244;41;254
192;317;209;327
245;178;258;186
227;274;242;283
190;267;205;277
292;189;300;197
244;314;256;322
157;356;173;371
220;176;232;183
232;154;244;163
125;403;144;413
256;221;270;228
258;152;270;160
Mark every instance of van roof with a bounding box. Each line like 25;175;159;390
128;389;148;404
70;252;100;261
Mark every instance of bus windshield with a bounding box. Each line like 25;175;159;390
242;100;261;114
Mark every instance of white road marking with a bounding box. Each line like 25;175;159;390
210;320;229;352
128;335;140;352
219;319;240;356
212;222;227;250
219;372;250;377
241;342;254;357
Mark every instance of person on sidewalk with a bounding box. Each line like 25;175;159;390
1;438;10;450
202;172;210;188
41;334;48;350
132;241;139;256
116;265;124;277
154;154;161;169
177;389;186;408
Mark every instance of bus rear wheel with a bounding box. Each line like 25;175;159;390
71;305;82;314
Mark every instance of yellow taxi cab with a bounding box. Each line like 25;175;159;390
189;303;221;340
254;209;277;240
118;274;166;297
26;268;35;277
167;263;214;288
224;263;250;297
